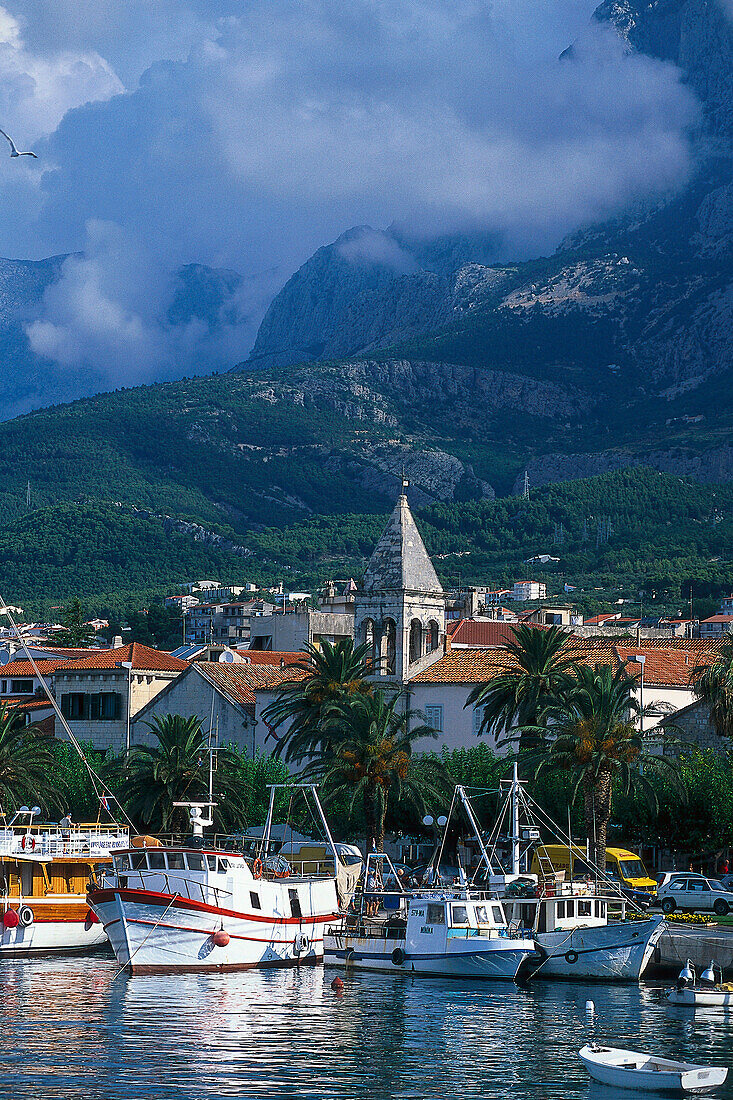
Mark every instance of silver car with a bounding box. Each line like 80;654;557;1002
657;874;733;916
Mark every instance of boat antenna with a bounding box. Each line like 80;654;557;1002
0;592;137;831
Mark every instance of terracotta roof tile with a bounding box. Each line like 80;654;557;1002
60;642;187;673
449;620;549;648
239;651;303;666
0;658;65;677
196;662;307;716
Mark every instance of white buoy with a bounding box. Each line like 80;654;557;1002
586;999;596;1016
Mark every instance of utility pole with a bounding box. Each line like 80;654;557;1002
522;470;530;501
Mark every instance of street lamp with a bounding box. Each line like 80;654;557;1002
633;654;646;734
117;660;133;751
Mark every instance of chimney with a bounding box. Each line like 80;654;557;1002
113;635;123;648
280;657;285;669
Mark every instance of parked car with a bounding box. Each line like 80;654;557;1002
656;874;733;916
655;871;690;891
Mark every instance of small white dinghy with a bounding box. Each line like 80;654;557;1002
667;960;733;1011
579;1044;728;1094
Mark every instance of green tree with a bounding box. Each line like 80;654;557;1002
466;624;576;750
55;597;96;648
302;690;449;850
692;637;733;740
263;638;373;766
112;714;249;833
0;703;62;814
517;663;681;871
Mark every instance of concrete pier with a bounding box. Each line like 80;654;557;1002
647;923;733;975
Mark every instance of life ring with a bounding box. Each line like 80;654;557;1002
294;932;310;953
18;905;34;927
564;950;579;965
252;858;263;880
391;947;406;966
277;868;291;879
21;835;35;851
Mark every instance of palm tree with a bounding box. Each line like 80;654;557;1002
692;637;733;740
262;638;373;765
516;663;682;871
0;703;61;814
466;624;576;750
113;714;248;833
302;690;449;851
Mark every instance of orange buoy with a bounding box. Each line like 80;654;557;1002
213;929;230;947
331;976;344;993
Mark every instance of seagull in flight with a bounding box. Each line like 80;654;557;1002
0;128;37;158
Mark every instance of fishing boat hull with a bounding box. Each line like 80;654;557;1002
324;928;533;980
579;1044;728;1093
89;886;340;973
1;898;107;955
667;988;733;1010
531;916;665;981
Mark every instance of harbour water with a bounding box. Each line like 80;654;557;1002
2;955;732;1099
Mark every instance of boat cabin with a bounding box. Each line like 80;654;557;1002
503;889;611;935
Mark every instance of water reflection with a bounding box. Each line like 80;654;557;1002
0;957;730;1099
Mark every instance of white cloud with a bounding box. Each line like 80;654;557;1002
0;0;702;382
0;5;122;142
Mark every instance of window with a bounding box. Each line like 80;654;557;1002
217;858;229;874
472;706;484;735
250;891;261;910
289;888;302;919
566;900;575;917
451;905;469;925
114;855;131;873
148;851;166;870
578;900;591;916
475;905;488;924
186;853;205;871
425;706;444;733
89;693;122;720
1;680;6;693
206;855;218;872
557;900;566;918
60;693;86;719
167;852;185;870
10;679;33;694
491;905;504;925
130;852;147;871
426;904;445;925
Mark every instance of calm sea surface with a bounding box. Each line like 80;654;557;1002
1;954;731;1100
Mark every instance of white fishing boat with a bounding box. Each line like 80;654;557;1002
88;784;356;973
579;1043;728;1093
324;857;534;980
490;768;666;981
666;960;733;1010
1;806;129;956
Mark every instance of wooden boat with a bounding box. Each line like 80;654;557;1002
1;809;129;956
579;1044;728;1093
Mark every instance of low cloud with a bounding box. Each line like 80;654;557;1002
0;0;701;383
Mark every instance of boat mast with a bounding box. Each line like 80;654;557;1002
456;785;496;875
511;763;521;876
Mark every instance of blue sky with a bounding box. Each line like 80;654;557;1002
0;0;700;384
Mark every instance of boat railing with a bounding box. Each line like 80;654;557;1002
0;823;129;859
101;868;233;907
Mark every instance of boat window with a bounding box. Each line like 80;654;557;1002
217;858;229;874
130;852;147;871
475;905;488;924
566;900;575;917
578;900;591;916
557;900;566;918
148;851;166;870
206;854;218;871
167;852;185;870
289;887;302;920
427;904;445;925
491;905;504;925
114;855;130;873
250;891;261;910
451;905;469;925
186;853;205;871
599;901;606;918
